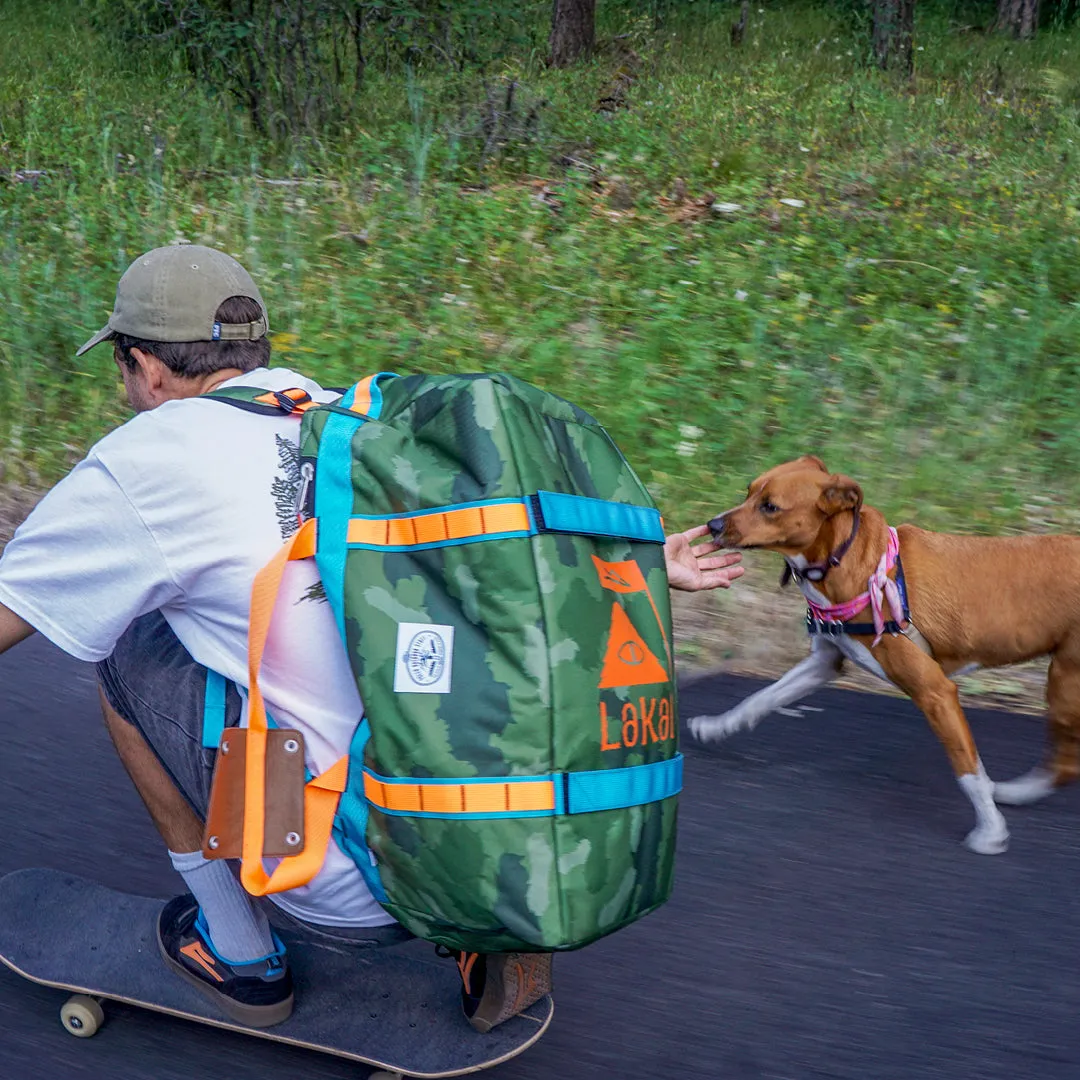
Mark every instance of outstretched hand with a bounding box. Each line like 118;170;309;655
664;524;744;593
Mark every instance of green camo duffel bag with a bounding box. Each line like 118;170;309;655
212;372;681;953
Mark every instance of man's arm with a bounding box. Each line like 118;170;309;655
664;524;743;592
0;602;35;655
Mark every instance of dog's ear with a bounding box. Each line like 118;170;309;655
798;454;828;473
818;474;862;516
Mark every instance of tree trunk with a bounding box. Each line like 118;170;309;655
871;0;914;74
549;0;595;67
730;0;749;47
352;3;367;89
994;0;1040;37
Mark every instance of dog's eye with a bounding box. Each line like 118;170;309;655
760;500;780;514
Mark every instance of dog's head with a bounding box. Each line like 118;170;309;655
708;455;862;555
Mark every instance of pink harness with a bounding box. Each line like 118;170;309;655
805;527;907;647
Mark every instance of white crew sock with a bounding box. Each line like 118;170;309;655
168;850;276;963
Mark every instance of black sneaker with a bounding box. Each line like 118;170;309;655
157;894;294;1028
440;948;553;1033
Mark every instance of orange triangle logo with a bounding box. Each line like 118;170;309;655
598;603;669;688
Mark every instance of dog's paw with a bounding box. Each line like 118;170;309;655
993;767;1055;806
964;822;1009;856
689;713;745;743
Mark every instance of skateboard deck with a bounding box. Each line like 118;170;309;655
0;868;552;1078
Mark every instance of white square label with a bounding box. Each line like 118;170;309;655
394;623;455;695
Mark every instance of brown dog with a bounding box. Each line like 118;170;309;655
690;455;1080;855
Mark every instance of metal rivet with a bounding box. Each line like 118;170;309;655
208;836;219;850
285;831;300;847
220;740;229;754
283;739;299;754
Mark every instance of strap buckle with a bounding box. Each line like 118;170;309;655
806;612;844;636
273;389;312;414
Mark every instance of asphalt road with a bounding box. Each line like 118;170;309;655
1;635;1078;1080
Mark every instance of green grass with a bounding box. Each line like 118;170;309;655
2;0;1080;533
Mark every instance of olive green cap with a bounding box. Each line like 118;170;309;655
76;244;270;357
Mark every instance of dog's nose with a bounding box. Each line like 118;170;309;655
708;514;726;541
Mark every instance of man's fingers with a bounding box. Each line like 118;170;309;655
688;538;725;556
679;523;712;542
695;552;742;570
704;565;745;587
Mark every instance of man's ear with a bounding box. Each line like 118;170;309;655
129;347;167;393
818;474;862;516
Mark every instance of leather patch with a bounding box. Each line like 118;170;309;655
202;729;306;860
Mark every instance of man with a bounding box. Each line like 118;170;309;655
0;245;743;1030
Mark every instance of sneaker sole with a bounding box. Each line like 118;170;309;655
468;952;552;1034
157;929;294;1029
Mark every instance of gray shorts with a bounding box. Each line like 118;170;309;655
97;610;410;947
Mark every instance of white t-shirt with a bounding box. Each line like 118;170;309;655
0;367;393;928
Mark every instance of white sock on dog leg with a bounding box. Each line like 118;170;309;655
993;767;1055;806
958;760;1009;855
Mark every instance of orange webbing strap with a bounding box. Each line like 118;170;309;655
363;772;556;815
346;501;531;548
239;518;348;896
349;375;376;415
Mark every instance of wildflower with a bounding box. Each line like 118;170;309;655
735;290;749;301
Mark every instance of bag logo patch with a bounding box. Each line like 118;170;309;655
395;623;455;694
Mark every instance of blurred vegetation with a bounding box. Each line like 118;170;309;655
2;0;1080;534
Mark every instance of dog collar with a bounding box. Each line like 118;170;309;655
781;509;861;587
804;526;910;646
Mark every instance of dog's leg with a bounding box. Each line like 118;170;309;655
996;651;1080;806
878;638;1009;855
689;637;843;743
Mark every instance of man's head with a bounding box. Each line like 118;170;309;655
77;245;272;411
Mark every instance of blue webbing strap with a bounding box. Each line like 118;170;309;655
201;669;228;749
334;719;388;902
535;490;665;545
361;754;682;821
314;374;395;639
565;754;683;815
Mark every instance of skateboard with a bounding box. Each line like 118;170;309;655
0;868;552;1079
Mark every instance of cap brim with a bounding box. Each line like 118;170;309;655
75;324;113;358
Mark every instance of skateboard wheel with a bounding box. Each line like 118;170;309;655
60;995;105;1038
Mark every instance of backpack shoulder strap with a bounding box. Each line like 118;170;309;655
204;386;318;417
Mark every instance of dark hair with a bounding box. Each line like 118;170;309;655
113;295;271;377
